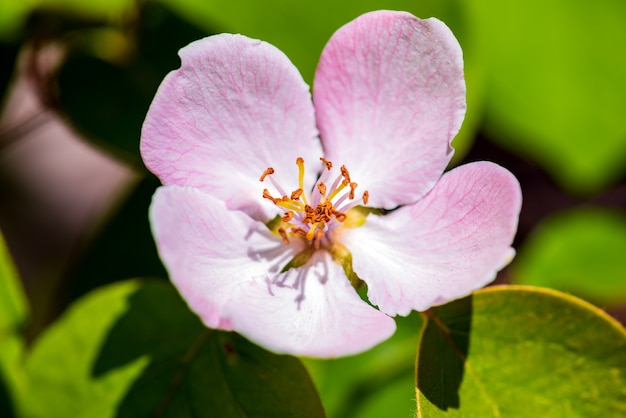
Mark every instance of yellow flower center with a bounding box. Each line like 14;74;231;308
260;157;369;249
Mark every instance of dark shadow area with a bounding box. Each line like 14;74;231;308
416;294;473;411
67;175;167;301
92;282;325;418
0;374;15;418
92;282;209;417
91;282;204;377
56;1;213;165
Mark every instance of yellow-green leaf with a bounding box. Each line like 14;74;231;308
416;286;626;417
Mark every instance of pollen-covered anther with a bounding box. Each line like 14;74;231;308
320;157;332;170
291;188;303;200
340;165;351;183
262;188;278;203
317;182;327;196
282;211;294;222
349;182;358;200
291;227;307;237
259;167;274;182
363;190;369;205
334;210;347;222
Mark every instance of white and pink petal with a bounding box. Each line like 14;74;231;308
149;185;301;330
314;11;466;209
342;162;522;315
141;34;322;220
149;185;395;357
224;251;396;357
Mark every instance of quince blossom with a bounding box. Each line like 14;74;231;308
141;11;521;357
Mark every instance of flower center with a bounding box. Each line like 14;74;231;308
260;157;369;249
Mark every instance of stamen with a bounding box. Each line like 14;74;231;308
349;182;358;200
317;182;327;197
263;189;278;203
341;165;351;184
306;224;317;241
278;227;290;244
296;157;308;205
291;188;303;200
277;200;304;212
326;180;348;202
314;228;324;249
282;211;294;222
320;157;333;170
302;205;314;224
291;227;307;237
261;157;370;250
259;167;275;182
334;210;347;222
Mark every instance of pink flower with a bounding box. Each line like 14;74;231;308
141;11;521;357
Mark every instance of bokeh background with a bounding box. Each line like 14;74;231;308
0;0;625;416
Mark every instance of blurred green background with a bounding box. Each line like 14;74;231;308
0;0;625;417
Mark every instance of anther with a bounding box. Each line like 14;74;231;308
317;182;327;196
320;157;333;170
282;211;294;222
259;167;274;182
278;228;290;244
363;191;369;205
263;189;278;203
291;188;303;200
349;182;358;200
341;165;351;183
291;227;307;237
334;211;347;222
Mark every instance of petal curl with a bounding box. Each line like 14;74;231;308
342;162;521;315
225;251;396;357
150;185;299;330
142;34;322;220
314;11;466;209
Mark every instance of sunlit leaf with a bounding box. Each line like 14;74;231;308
416;286;626;417
512;208;626;307
0;233;28;418
24;280;325;418
468;0;626;193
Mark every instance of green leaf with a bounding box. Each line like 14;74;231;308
0;232;28;418
416;286;626;417
305;312;423;418
512;208;626;307
468;0;626;193
0;235;27;337
24;280;325;418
